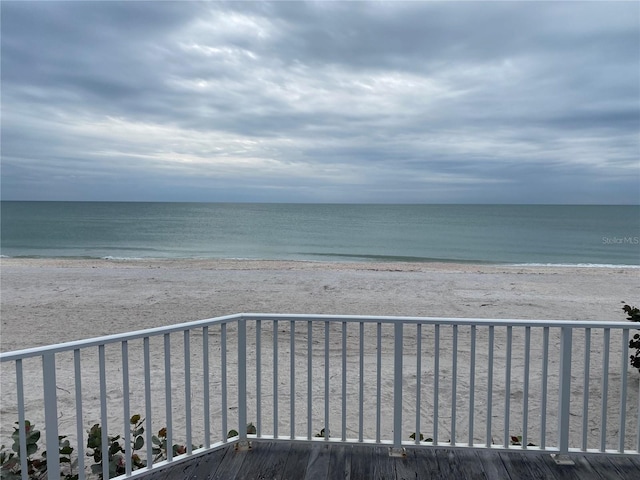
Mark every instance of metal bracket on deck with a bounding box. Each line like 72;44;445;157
235;440;252;451
389;447;406;457
550;454;575;465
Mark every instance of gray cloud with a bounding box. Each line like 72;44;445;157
1;1;638;203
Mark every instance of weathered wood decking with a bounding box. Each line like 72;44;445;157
142;442;640;480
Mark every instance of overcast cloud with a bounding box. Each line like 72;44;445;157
1;1;638;203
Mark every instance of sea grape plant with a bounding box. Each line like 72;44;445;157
0;421;77;480
86;415;146;478
623;304;640;373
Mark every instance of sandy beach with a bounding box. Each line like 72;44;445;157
1;258;639;470
2;258;638;350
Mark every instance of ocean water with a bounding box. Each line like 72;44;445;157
1;202;638;266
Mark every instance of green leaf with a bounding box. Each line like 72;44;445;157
133;436;144;450
130;414;141;424
60;446;74;455
26;442;38;456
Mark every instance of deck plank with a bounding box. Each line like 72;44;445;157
280;442;312;480
350;445;373;479
476;449;511;480
209;444;249;480
594;455;640;480
393;448;418;480
572;456;609;480
304;443;332;479
413;448;443;478
441;448;488;479
499;451;561;480
327;442;351;480
138;441;640;480
185;447;230;480
371;446;397;479
234;442;288;480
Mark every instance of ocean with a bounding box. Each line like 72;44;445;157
1;202;638;266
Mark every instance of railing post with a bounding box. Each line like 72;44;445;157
237;318;250;450
554;326;574;465
42;353;60;479
390;321;405;457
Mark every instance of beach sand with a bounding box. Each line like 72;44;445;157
2;258;637;350
1;258;638;468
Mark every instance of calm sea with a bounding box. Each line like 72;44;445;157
1;202;638;266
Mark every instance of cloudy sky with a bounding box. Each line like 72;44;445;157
1;1;638;204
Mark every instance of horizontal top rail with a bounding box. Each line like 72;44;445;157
0;313;241;361
241;313;636;329
1;312;636;362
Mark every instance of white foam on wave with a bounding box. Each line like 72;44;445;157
102;256;145;261
511;263;640;268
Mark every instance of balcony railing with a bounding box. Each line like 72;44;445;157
1;314;639;479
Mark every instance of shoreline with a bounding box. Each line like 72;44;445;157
2;255;640;269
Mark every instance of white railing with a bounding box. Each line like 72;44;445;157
1;314;639;479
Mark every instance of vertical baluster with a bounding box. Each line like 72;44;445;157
540;327;549;449
164;334;173;460
256;320;261;437
16;359;28;479
273;320;278;438
434;324;440;444
290;320;295;439
415;324;422;445
122;341;131;475
376;322;382;443
558;327;572;455
522;327;531;449
324;321;330;440
392;321;404;450
619;329;629;453
203;326;210;448
43;353;60;479
504;326;512;448
74;350;86;480
238;319;247;443
184;330;192;453
221;323;228;441
307;321;312;440
144;337;152;467
341;322;347;442
469;325;476;447
582;328;591;451
601;328;610;452
359;322;364;442
486;326;494;448
451;325;458;445
98;346;109;479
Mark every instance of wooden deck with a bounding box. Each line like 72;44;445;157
141;441;640;480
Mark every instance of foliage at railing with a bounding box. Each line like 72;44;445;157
86;415;146;478
623;303;640;372
0;416;198;480
0;421;77;480
226;423;256;440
